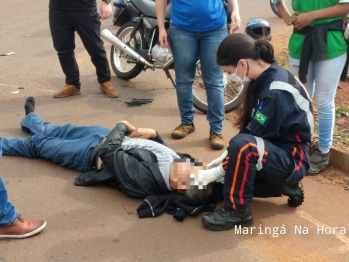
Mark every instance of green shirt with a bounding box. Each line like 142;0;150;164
273;0;348;59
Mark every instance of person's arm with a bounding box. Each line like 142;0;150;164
274;0;293;26
226;0;241;33
100;1;113;20
97;122;142;175
292;3;349;30
128;128;157;139
98;122;127;165
155;0;169;48
118;120;158;139
207;150;228;169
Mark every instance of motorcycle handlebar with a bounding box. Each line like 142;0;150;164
113;2;125;8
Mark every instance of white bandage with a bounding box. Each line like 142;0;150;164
189;165;225;189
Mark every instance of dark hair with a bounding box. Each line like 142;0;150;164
216;33;274;130
175;153;203;166
217;33;274;66
185;182;214;204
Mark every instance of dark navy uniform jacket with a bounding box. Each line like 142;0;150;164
243;61;314;169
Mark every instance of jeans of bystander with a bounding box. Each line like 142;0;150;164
289;53;347;153
169;24;227;135
0;175;17;226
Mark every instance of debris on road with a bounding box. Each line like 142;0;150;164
125;98;154;107
0;52;15;56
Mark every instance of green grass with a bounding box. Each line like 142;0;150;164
336;106;349;118
275;50;290;70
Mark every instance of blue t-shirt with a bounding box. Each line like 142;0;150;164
171;0;227;33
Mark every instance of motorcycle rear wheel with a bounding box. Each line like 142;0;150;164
110;21;146;80
193;61;244;114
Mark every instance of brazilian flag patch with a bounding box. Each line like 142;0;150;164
254;110;267;125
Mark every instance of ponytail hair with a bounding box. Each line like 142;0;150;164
216;33;275;130
216;33;274;66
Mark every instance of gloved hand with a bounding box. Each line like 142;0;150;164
207;150;228;169
187;165;225;190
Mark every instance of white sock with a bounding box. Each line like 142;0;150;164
318;146;330;154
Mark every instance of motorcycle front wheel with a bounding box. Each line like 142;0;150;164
192;61;244;114
110;21;146;80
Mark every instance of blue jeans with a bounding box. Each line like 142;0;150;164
289;53;346;153
1;113;110;173
0;175;17;226
169;24;227;134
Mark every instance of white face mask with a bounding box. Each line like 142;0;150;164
228;63;251;84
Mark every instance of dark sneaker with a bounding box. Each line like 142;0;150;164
282;181;304;207
53;84;81;98
100;81;119;98
171;124;195;139
22;97;35;133
0;215;46;239
307;149;329;175
210;132;224;150
24;96;35;116
201;206;254;231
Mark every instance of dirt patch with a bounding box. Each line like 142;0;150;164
226;34;349;186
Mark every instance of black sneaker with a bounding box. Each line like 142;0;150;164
307;149;329;175
282;181;304;207
201;206;254;231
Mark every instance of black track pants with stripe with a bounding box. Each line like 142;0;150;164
222;133;305;210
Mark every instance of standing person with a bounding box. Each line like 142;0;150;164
49;0;119;98
0;150;46;239
340;14;349;82
155;0;241;150
274;0;349;174
0;176;46;239
200;34;313;231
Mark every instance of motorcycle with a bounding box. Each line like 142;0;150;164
101;0;244;114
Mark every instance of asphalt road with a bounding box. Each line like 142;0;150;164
1;1;348;261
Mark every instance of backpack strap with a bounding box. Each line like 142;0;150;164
287;70;296;87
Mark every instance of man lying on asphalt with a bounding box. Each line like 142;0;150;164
0;97;304;226
1;97;214;203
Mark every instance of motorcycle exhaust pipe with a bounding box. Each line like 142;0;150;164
101;29;153;68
